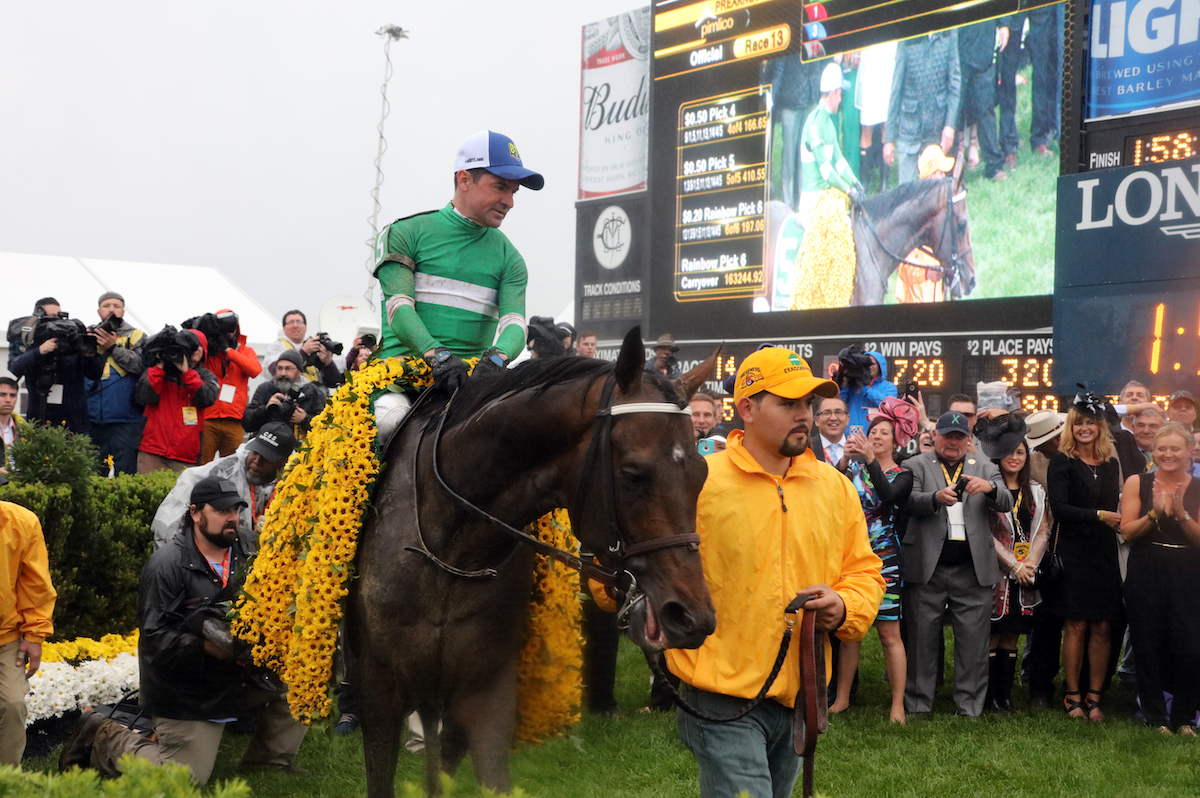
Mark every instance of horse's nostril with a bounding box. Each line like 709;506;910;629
660;600;694;634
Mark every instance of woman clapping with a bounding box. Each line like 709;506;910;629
1119;422;1200;736
832;398;917;723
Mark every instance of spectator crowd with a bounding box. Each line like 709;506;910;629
2;295;371;481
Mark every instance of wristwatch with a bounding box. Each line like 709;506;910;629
1178;511;1192;523
428;348;453;366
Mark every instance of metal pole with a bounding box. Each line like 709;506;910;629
364;25;409;306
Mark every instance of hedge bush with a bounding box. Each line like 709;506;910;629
0;424;178;641
0;757;250;797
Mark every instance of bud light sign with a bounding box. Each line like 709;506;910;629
1086;0;1200;120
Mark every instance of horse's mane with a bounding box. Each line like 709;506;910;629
443;356;612;426
443;355;684;428
859;178;944;219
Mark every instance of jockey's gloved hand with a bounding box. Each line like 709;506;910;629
471;347;508;380
848;184;867;207
426;347;469;395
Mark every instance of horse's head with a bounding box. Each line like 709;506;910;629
574;328;717;653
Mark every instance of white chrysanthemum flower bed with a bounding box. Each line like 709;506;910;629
25;652;139;726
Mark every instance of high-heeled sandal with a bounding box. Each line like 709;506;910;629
1063;690;1085;719
1085;690;1105;723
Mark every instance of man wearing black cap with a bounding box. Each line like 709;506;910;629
902;410;1013;717
368;129;543;443
241;350;327;437
151;422;298;550
61;475;308;783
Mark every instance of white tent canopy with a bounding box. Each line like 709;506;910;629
1;251;281;377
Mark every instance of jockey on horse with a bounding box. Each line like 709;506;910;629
790;63;867;310
371;129;544;439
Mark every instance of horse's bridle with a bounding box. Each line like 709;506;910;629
424;372;700;609
854;179;972;291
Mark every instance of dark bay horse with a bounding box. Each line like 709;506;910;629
849;176;975;306
349;328;719;797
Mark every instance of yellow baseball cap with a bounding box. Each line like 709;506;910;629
733;348;839;402
918;144;955;179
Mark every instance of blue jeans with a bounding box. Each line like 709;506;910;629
676;685;801;798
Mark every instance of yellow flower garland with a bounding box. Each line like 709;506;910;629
515;509;582;745
41;631;139;664
232;357;582;742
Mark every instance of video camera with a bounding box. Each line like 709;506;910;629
143;325;199;375
182;311;239;355
833;344;877;388
30;310;88;357
304;332;343;369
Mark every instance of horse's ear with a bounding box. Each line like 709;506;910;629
614;326;645;395
674;346;721;402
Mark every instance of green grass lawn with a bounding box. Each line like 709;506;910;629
26;631;1200;797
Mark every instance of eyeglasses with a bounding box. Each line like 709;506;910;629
816;409;849;418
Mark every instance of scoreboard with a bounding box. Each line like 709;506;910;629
596;329;1060;423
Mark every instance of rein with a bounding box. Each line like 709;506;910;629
422;372;700;593
648;593;828;798
853;180;971;284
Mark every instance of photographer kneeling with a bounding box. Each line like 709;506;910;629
59;475;308;783
241;350;327;438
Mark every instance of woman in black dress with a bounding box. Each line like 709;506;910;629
1046;394;1123;722
1119;422;1200;736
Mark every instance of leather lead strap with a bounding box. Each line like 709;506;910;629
793;608;828;798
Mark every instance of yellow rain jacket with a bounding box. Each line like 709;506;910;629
0;502;56;645
666;430;884;707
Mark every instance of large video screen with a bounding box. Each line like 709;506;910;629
649;1;1064;340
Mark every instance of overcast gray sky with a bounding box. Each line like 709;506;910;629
0;1;641;327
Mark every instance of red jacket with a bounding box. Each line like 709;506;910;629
202;315;262;421
138;360;220;464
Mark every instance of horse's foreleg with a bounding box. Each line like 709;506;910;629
449;655;520;794
359;654;407;798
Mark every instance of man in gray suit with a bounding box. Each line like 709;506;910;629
902;411;1012;716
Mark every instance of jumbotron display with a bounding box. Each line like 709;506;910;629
649;0;1061;343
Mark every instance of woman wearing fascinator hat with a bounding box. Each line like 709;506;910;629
1044;389;1124;722
974;414;1050;712
831;397;918;723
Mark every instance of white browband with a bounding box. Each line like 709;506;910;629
610;403;693;416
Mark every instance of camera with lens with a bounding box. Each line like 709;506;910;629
87;314;123;338
359;333;377;350
304;332;343;369
834;344;876;388
143;325;199;375
269;386;302;422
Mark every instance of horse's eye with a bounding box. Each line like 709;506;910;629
621;469;645;486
